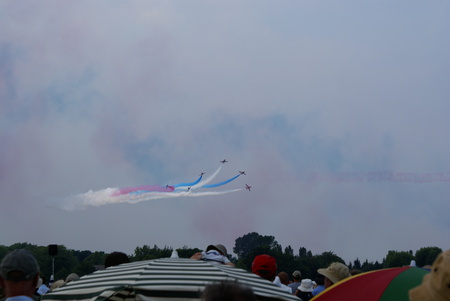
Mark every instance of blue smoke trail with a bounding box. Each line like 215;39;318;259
173;174;203;188
201;174;241;188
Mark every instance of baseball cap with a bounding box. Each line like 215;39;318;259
206;244;228;256
317;262;350;284
292;270;302;278
252;255;277;280
0;249;40;282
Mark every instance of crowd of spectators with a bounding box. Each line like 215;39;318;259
1;245;449;301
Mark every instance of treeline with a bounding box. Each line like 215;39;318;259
0;232;442;281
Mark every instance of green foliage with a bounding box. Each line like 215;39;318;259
233;232;278;259
232;233;347;279
131;245;172;261
176;246;202;258
348;258;383;272
415;246;442;267
353;258;362;269
384;250;414;268
0;236;444;282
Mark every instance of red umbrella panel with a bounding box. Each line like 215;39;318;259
311;266;429;301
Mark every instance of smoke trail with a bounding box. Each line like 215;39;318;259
302;171;450;183
201;174;241;188
176;165;223;190
60;163;245;210
112;185;174;196
173;174;203;188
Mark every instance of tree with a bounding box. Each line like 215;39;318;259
132;245;172;261
233;232;278;260
1;239;444;281
384;250;414;268
176;246;201;258
352;258;361;270
299;247;307;258
415;247;442;267
284;246;294;257
235;244;276;271
72;250;93;262
314;251;345;268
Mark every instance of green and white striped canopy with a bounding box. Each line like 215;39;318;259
42;258;299;301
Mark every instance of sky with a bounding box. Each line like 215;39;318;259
1;0;449;265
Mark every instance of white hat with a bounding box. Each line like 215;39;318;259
298;279;314;292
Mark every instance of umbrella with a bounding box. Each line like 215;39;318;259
311;266;429;301
42;258;299;301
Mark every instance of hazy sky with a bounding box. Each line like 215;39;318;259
1;0;449;264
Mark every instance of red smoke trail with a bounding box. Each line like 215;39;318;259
303;172;450;183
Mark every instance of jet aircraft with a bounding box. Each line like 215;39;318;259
220;159;228;163
239;171;246;175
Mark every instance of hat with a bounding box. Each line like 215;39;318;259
409;249;450;301
50;279;66;291
65;273;80;283
298;279;314;292
206;244;228;256
317;262;351;284
292;270;302;278
252;255;277;280
0;249;40;282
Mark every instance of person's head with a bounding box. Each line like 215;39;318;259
298;279;314;293
104;251;130;268
314;273;325;285
202;280;256;301
50;279;66;291
317;262;350;288
350;268;362;276
0;249;40;298
65;273;80;283
277;272;289;285
206;244;228;256
292;270;302;282
251;255;277;281
409;249;450;301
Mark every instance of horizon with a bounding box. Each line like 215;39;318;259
2;238;442;265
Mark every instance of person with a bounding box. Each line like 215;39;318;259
104;252;130;268
311;273;325;296
190;244;235;267
65;273;79;283
317;262;351;289
294;279;314;301
49;279;65;291
202;280;256;301
273;272;292;293
288;270;302;294
251;254;277;282
349;268;362;276
35;275;50;296
409;249;450;301
0;249;40;301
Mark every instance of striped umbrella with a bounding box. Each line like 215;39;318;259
310;266;429;301
42;258;299;301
